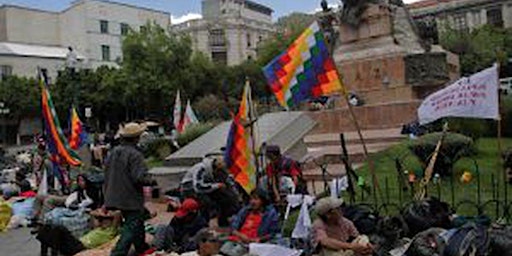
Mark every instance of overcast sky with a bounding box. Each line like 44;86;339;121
0;0;423;23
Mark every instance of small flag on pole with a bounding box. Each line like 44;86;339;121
68;106;88;150
181;100;199;132
173;90;182;133
262;21;344;109
418;64;500;125
40;77;81;166
224;83;257;193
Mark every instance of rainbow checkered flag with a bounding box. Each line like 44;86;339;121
224;83;257;193
262;21;344;108
41;77;82;166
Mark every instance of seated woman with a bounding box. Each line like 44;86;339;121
33;174;96;221
228;188;280;244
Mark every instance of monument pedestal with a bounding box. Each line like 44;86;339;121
309;2;459;134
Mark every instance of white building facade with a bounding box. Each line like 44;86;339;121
172;0;275;66
0;0;170;78
408;0;512;33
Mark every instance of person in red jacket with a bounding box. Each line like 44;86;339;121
264;145;306;203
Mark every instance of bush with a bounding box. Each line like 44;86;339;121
193;94;238;121
408;132;476;176
142;137;177;160
177;123;215;147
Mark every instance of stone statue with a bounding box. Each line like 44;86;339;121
340;0;380;27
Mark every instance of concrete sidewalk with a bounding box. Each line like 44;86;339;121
0;227;40;256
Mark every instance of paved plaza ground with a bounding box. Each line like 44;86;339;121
0;227;40;256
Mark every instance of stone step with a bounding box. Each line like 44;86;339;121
303;128;405;147
301;141;399;170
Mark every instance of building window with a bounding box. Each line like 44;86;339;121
247;33;252;48
212;51;227;65
0;65;12;80
472;11;481;26
101;45;110;61
100;20;109;34
452;14;468;32
209;29;226;47
487;8;504;28
120;23;129;36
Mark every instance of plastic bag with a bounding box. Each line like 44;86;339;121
80;227;118;249
11;197;35;217
37;168;48;197
0;200;12;232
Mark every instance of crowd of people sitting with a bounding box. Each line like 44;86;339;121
2;121;511;256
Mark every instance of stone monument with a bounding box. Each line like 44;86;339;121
309;0;459;133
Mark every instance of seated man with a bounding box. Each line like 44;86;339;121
153;198;209;253
264;145;307;203
228;188;279;244
180;229;223;256
313;197;374;256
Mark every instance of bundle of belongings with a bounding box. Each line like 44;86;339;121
36;208;122;256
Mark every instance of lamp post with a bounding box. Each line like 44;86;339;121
0;102;10;145
66;47;79;105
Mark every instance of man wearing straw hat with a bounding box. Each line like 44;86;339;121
104;122;151;256
313;197;374;256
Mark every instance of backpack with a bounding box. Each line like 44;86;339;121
488;226;512;256
343;205;378;235
403;198;452;237
36;224;85;256
443;223;489;256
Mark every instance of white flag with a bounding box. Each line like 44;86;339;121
173;90;182;132
185;100;199;124
418;65;500;125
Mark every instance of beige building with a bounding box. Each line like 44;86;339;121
0;0;170;78
408;0;512;33
172;0;275;66
0;42;85;82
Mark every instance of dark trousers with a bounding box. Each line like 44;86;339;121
111;210;148;256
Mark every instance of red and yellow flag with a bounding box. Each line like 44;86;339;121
224;83;257;193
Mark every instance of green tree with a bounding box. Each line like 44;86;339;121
0;76;39;120
440;25;512;75
257;12;315;66
121;22;194;119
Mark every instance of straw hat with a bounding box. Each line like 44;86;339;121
119;122;146;138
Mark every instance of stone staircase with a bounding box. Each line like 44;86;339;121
301;128;405;186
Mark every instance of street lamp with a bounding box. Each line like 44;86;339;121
0;102;10;145
66;47;79;106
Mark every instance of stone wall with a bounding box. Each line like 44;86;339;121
307;100;421;134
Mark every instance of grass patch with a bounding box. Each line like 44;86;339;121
145;157;164;169
351;137;512;218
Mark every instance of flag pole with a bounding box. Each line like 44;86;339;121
334;67;382;205
319;13;382;204
245;78;261;182
496;61;506;206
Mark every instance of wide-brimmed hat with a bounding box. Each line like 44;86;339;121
119;122;146;138
315;197;344;216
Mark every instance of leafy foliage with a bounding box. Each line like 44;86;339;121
0;76;39;120
257;12;315;66
176;122;215;147
408;132;476;176
440;25;512;75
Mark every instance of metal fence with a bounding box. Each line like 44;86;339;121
302;134;512;221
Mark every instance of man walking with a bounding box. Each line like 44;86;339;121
104;122;150;256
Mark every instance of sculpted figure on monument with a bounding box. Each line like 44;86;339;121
339;0;380;27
